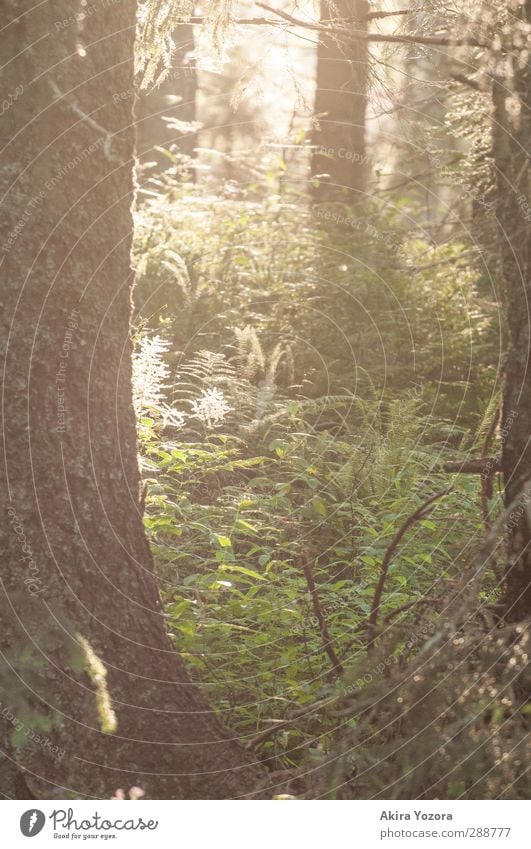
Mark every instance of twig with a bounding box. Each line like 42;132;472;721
186;14;290;27
181;13;396;28
300;552;343;675
337;598;437;660
366;9;412;21
367;490;450;647
178;7;486;47
181;8;415;27
383;596;437;624
256;4;487;47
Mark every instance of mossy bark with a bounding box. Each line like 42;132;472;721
0;0;265;799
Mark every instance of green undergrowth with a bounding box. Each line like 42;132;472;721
132;157;523;796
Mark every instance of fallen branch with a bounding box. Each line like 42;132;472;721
443;457;501;474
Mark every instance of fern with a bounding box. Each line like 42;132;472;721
177;350;237;386
172;335;297;432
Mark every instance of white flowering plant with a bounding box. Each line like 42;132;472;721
133;335;234;450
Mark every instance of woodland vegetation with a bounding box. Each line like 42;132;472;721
0;0;530;800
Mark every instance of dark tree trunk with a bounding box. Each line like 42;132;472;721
136;23;198;170
492;1;531;620
311;0;368;201
0;0;265;799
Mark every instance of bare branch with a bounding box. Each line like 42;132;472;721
256;4;487;48
383;596;437;624
367;490;450;647
174;8;487;48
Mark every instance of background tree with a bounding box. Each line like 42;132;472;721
0;0;265;799
311;0;369;200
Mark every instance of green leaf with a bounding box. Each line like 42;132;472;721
183;574;200;586
214;534;232;548
238;499;259;509
215;549;236;563
167;600;191;619
312;497;327;516
234;518;258;533
360;555;376;566
219;564;266;581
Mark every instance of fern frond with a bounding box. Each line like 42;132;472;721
177;350;237;385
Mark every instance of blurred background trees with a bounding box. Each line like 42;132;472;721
311;0;368;200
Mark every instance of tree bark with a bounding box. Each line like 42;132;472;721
311;0;368;201
492;1;531;620
0;0;265;799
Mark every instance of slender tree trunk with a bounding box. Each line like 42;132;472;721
492;1;531;619
311;0;368;201
0;0;265;799
136;23;198;170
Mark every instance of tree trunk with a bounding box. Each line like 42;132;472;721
136;23;198;170
0;0;265;799
311;0;368;201
492;1;531;620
